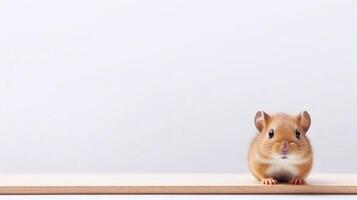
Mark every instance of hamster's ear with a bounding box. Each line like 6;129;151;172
297;111;311;133
254;111;270;132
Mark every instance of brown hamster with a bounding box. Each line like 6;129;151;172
248;111;313;185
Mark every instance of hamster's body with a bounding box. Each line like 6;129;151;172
248;112;313;185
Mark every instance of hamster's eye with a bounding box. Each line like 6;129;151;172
296;129;301;139
268;129;274;139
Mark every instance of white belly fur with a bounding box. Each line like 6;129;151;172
254;154;310;181
266;158;299;181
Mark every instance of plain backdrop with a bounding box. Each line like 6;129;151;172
0;0;357;174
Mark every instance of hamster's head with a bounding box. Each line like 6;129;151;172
254;111;312;160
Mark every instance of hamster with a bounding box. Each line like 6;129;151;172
248;111;313;185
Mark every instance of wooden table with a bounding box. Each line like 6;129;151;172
0;173;356;194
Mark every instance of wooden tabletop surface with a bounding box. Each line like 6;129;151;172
0;173;356;194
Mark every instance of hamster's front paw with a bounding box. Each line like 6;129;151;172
288;178;306;185
261;178;278;185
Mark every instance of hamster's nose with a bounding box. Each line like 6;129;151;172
280;141;289;154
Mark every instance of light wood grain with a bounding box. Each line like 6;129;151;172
0;173;356;194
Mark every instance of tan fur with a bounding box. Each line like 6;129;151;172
248;112;313;184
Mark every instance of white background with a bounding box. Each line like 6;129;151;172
1;0;357;175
